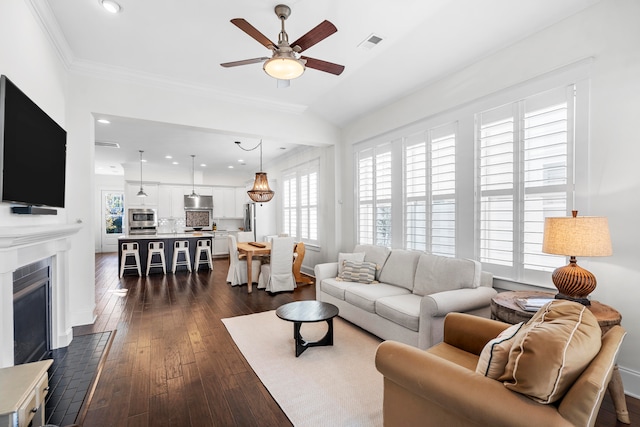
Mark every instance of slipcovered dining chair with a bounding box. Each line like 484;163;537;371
226;234;261;286
258;236;296;292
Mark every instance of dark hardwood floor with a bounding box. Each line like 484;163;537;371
77;253;638;426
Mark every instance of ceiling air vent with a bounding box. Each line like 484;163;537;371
358;34;383;50
95;141;120;148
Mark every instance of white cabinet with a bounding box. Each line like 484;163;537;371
125;182;158;208
213;232;229;256
157;185;187;218
212;187;239;218
235;187;249;217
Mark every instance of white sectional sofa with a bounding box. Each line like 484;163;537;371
313;245;497;349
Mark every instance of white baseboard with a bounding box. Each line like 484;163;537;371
620;365;640;399
69;307;97;329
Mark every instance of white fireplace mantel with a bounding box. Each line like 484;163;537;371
0;223;82;367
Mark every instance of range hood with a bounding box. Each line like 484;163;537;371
184;195;213;210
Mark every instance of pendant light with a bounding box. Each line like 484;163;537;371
235;140;274;203
137;150;147;197
188;154;199;199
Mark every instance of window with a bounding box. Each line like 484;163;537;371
356;144;392;246
478;86;573;281
282;160;318;243
352;63;588;286
404;123;456;256
104;192;124;234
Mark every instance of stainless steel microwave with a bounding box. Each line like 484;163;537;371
128;208;157;234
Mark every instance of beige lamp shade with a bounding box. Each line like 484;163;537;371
542;216;612;256
542;212;612;305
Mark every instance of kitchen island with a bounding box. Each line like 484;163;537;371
118;233;214;275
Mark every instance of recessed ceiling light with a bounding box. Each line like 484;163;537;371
238;159;244;163
97;119;110;124
172;161;179;165
165;155;172;159
100;0;122;14
141;159;147;163
200;164;207;167
228;165;234;169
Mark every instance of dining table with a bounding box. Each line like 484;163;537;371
235;241;271;293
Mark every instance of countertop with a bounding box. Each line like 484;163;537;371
119;232;214;240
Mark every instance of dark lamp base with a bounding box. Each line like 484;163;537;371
555;293;591;306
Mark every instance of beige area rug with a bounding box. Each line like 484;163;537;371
222;310;383;427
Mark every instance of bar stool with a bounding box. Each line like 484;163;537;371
172;240;192;273
194;239;213;271
119;242;141;277
146;241;166;275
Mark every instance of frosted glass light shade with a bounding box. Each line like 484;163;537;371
263;58;305;80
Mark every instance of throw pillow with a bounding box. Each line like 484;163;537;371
337;260;378;284
337;252;366;275
476;322;524;379
499;300;602;404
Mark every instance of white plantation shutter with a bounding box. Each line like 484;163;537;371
282;172;297;238
404;123;456;256
478;86;573;280
282;160;318;243
357;144;392;246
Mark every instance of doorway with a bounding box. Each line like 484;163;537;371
101;190;124;253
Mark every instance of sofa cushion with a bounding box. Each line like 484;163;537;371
344;283;410;313
500;300;602;404
337;260;378;284
320;277;360;301
413;253;481;296
338;252;366;275
376;294;422;331
377;249;421;291
354;244;391;280
475;322;524;379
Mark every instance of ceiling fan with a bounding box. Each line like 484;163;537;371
220;4;345;84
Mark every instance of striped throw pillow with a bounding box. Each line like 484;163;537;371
337;260;378;284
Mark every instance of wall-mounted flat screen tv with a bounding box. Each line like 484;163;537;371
0;75;67;209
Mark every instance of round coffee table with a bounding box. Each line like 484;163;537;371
276;300;339;357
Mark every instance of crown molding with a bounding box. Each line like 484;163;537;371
25;0;75;69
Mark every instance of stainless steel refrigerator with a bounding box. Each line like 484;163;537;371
243;203;256;241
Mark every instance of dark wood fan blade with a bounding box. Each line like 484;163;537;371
220;57;269;68
291;20;337;53
231;18;276;49
301;56;345;75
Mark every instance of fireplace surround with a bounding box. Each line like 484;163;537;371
0;224;81;367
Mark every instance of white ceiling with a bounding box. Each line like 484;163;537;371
33;0;600;177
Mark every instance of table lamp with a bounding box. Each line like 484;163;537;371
542;210;612;305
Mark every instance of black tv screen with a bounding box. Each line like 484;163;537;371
0;75;67;208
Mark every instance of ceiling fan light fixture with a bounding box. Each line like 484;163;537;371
100;0;122;14
263;57;305;80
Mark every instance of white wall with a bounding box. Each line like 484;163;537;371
340;0;640;396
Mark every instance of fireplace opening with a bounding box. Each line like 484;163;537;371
13;259;52;365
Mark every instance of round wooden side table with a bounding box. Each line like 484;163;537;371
491;291;630;424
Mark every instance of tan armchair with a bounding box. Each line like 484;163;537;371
375;312;626;427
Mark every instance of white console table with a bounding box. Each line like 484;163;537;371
0;360;52;427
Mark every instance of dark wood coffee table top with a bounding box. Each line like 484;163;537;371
276;300;339;323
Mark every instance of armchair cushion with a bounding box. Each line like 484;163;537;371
500;300;602;404
476;321;524;379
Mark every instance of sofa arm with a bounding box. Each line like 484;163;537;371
313;262;339;299
421;286;498;317
375;341;572;427
418;286;498;349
